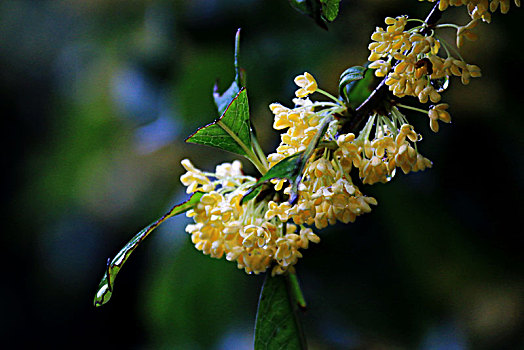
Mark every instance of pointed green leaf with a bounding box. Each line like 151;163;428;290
339;65;381;110
93;192;204;307
320;0;341;22
254;274;306;349
185;88;253;157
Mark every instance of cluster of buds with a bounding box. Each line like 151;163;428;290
421;0;521;22
368;15;481;103
366;12;485;132
181;158;321;276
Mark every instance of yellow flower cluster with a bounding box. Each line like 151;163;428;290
368;16;481;104
267;98;323;167
181;159;321;276
290;157;378;229
266;74;432;222
421;0;521;22
182;72;434;276
336;121;432;184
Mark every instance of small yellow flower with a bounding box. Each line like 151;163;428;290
428;104;451;132
265;201;292;222
368;60;391;77
180;159;215;193
412;153;433;172
395;143;418;174
457;19;479;47
360;156;389;184
294;72;318;98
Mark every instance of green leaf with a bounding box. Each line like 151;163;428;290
254;274;306;350
203;29;267;175
93;192;204;307
288;0;328;29
241;152;303;204
339;65;380;110
185;88;254;158
320;0;341;22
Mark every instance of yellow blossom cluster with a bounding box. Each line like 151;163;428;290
266;74;432;224
268;73;432;185
182;71;435;276
420;0;521;22
368;15;481;106
366;12;487;133
180;158;321;276
267;98;323;167
334;121;432;185
290;157;379;229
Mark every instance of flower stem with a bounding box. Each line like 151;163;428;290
317;88;342;104
285;272;308;349
396;103;428;114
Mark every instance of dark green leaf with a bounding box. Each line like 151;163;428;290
186;88;253;157
93;192;204;307
288;0;328;29
254;274;306;350
320;0;341;22
241;152;302;204
339;65;381;110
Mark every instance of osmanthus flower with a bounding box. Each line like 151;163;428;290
93;4;512;322
456;19;479;48
180;159;320;276
368;15;482;106
428;103;451;132
267;79;342;168
294;72;318;98
420;0;521;22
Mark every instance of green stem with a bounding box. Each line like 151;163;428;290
251;134;269;175
396;103;428;114
285;272;308;349
439;35;465;61
287;270;307;308
435;23;459;30
316;88;342;104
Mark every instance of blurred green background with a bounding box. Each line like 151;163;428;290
2;0;523;349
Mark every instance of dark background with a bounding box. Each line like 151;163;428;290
2;0;523;349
